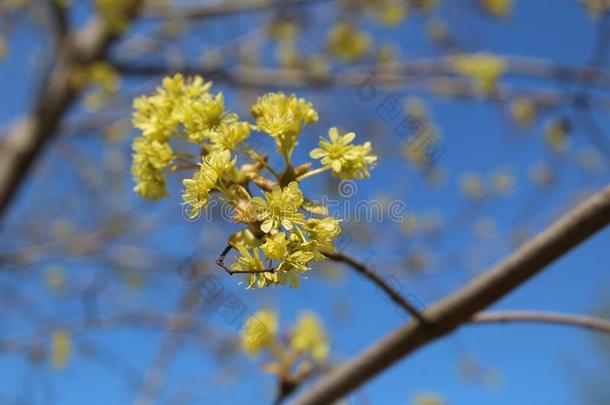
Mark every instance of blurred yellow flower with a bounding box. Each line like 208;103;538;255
51;330;71;370
327;22;371;61
290;312;329;361
481;0;513;18
451;53;506;95
241;310;278;357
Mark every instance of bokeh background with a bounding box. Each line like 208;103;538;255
1;0;610;404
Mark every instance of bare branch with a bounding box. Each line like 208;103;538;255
0;1;143;225
143;0;330;20
324;251;427;323
470;311;610;334
291;183;610;405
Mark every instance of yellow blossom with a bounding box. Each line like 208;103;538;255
132;138;173;170
310;127;377;179
451;53;506;95
251;92;318;157
510;97;536;128
261;232;289;260
482;0;513;18
95;0;136;32
51;329;71;370
412;392;446;405
251;181;305;233
131;162;168;200
459;171;485;199
378;1;408;27
544;118;570;153
327;22;371;61
290;312;329;361
241;310;278;357
306;217;341;252
209;120;251;151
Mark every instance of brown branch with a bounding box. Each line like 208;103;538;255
143;0;330;20
0;1;143;225
470;311;610;334
114;56;610;89
324;251;427;323
291;183;610;405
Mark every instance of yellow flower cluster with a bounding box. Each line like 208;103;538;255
241;309;329;364
327;22;371;61
290;312;329;361
481;0;513;18
451;53;507;95
95;0;136;32
83;62;120;110
376;1;409;27
131;75;376;289
237;181;342;288
310;127;377;179
241;309;278;357
251;92;318;158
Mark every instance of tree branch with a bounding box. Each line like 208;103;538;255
0;1;143;225
143;0;330;20
324;251;427;322
291;183;610;405
470;310;610;334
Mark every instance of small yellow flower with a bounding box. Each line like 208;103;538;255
306;217;341;252
132;138;174;170
251;92;318;156
492;169;515;196
451;53;506;95
378;1;408;27
233;245;267;275
510;97;536;128
131;162;168;200
459;171;485;199
51;329;71;370
209;120;251;151
290;312;329;361
327;22;371;61
412;392;446;405
481;0;513;18
132;73;211;142
95;0;135;32
241;310;278;357
206;149;236;176
251;181;305;233
310;127;377;179
544;118;570;153
261;232;289;260
181;154;227;219
177;92;227;144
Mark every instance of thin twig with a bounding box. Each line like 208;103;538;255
324;251;427;323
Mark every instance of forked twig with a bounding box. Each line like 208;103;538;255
215;245;275;275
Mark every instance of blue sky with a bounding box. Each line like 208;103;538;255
1;1;610;404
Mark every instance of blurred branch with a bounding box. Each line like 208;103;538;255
291;183;610;405
114;56;610;88
0;1;143;226
471;311;610;334
48;0;68;40
143;0;331;20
